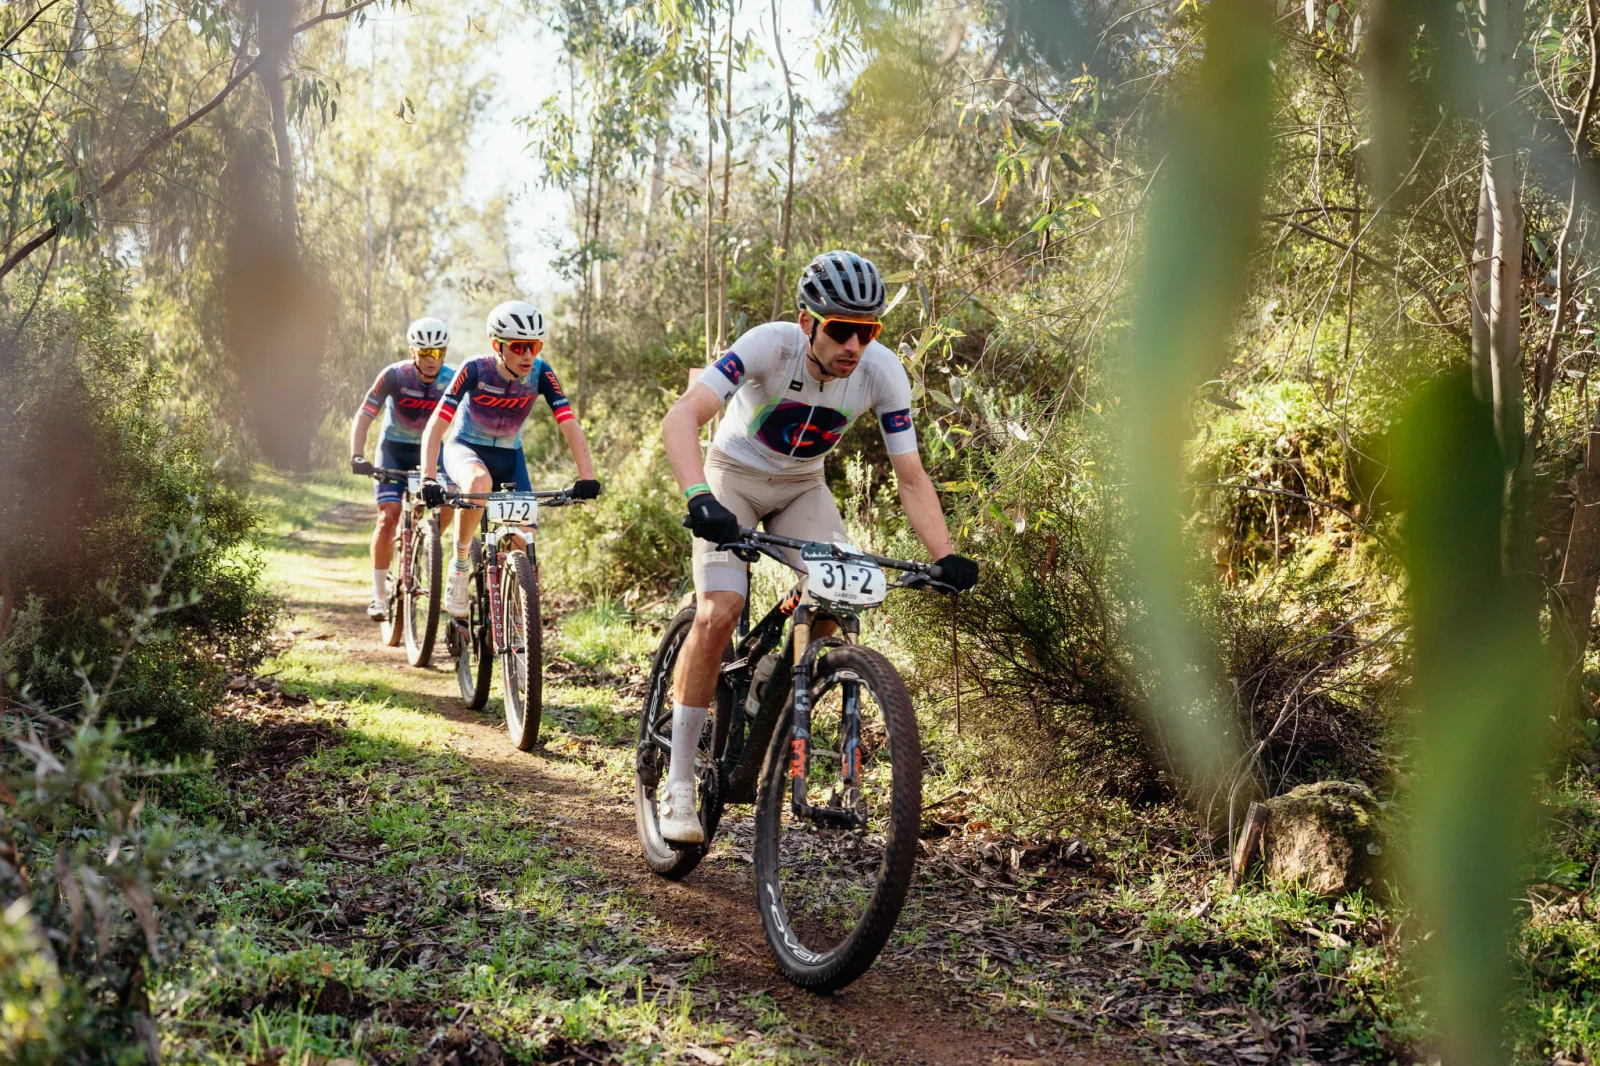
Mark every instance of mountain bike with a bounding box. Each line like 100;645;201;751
440;486;581;749
367;467;445;667
633;529;958;992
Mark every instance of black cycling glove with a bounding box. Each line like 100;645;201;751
932;553;979;593
686;492;740;545
350;455;374;476
570;479;602;500
420;478;445;507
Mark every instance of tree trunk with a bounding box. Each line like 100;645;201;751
257;0;298;244
1478;0;1526;468
1468;177;1494;403
1544;1;1600;716
717;8;734;349
703;5;715;363
770;0;797;322
1556;412;1600;713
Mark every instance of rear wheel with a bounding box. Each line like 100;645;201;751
379;524;404;647
753;646;922;993
634;606;725;879
404;513;442;667
455;541;491;710
500;549;542;749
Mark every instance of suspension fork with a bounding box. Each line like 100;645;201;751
788;608;865;829
484;532;505;655
398;506;414;595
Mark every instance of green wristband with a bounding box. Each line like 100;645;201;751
684;483;712;501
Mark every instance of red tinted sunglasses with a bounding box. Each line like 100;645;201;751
497;338;543;357
819;317;883;345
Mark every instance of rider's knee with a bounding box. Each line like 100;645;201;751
375;504;401;532
465;467;493;493
693;592;745;640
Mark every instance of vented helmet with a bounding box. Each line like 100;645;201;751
797;250;887;319
407;316;450;348
486;300;546;341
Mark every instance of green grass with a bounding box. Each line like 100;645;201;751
139;468;833;1063
556;601;659;674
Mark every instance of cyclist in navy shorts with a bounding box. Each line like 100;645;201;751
349;317;459;621
418;300;601;618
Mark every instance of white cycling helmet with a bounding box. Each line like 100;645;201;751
407;316;450;348
486;300;546;341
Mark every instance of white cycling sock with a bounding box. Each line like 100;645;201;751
666;702;708;789
452;539;471;572
372;568;387;603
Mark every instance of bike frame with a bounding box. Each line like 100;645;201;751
444;487;571;658
676;532;941;828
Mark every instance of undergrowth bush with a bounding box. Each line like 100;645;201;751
0;273;278;755
894;405;1397;822
531;418;689;601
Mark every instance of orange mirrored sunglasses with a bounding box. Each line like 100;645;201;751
818;316;883;345
496;338;544;357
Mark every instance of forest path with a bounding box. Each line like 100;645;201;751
266;497;1126;1066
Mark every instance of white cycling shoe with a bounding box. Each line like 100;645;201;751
444;569;471;619
658;780;705;845
366;598;387;622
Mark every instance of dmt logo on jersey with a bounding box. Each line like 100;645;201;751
474;394;532;409
397;396;437;410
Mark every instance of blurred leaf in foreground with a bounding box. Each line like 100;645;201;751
1120;0;1274;792
1395;371;1557;1066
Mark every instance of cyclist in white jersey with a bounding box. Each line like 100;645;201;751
657;250;979;844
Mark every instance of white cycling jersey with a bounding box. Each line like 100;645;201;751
696;321;918;476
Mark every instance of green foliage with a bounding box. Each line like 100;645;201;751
0;273;278;753
535;423;691;600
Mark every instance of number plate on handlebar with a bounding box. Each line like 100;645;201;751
486;497;538;526
407;473;423;496
801;542;886;606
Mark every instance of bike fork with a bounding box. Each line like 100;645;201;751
485;548;504;656
788;606;864;830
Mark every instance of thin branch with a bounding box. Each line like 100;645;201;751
0;1;380;283
1266;214;1463;339
0;0;68;56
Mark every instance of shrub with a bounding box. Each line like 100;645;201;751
0;273;279;754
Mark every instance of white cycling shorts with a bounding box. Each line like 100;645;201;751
692;448;846;598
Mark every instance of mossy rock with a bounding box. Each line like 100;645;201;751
1261;780;1385;898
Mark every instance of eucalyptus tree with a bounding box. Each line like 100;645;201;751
527;0;690;411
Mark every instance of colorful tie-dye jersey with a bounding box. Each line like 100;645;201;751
697;322;917;476
359;360;457;445
436;354;574;448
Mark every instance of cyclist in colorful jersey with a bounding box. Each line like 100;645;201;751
349;316;458;621
418;299;601;619
657;249;980;844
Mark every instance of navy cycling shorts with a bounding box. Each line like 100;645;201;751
373;440;453;504
442;439;532;495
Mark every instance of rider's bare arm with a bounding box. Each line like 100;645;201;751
559;418;597;481
662;383;723;492
349;410;374;461
889;449;954;561
419;411;447;481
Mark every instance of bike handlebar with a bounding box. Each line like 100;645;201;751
366;465;412;484
716;527;959;592
438;488;581;509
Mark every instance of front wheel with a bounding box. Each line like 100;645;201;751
455;541;492;710
499;549;542;749
404;513;442;667
753;646;922;993
634;605;725;879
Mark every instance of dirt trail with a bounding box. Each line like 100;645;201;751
281;502;1123;1066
